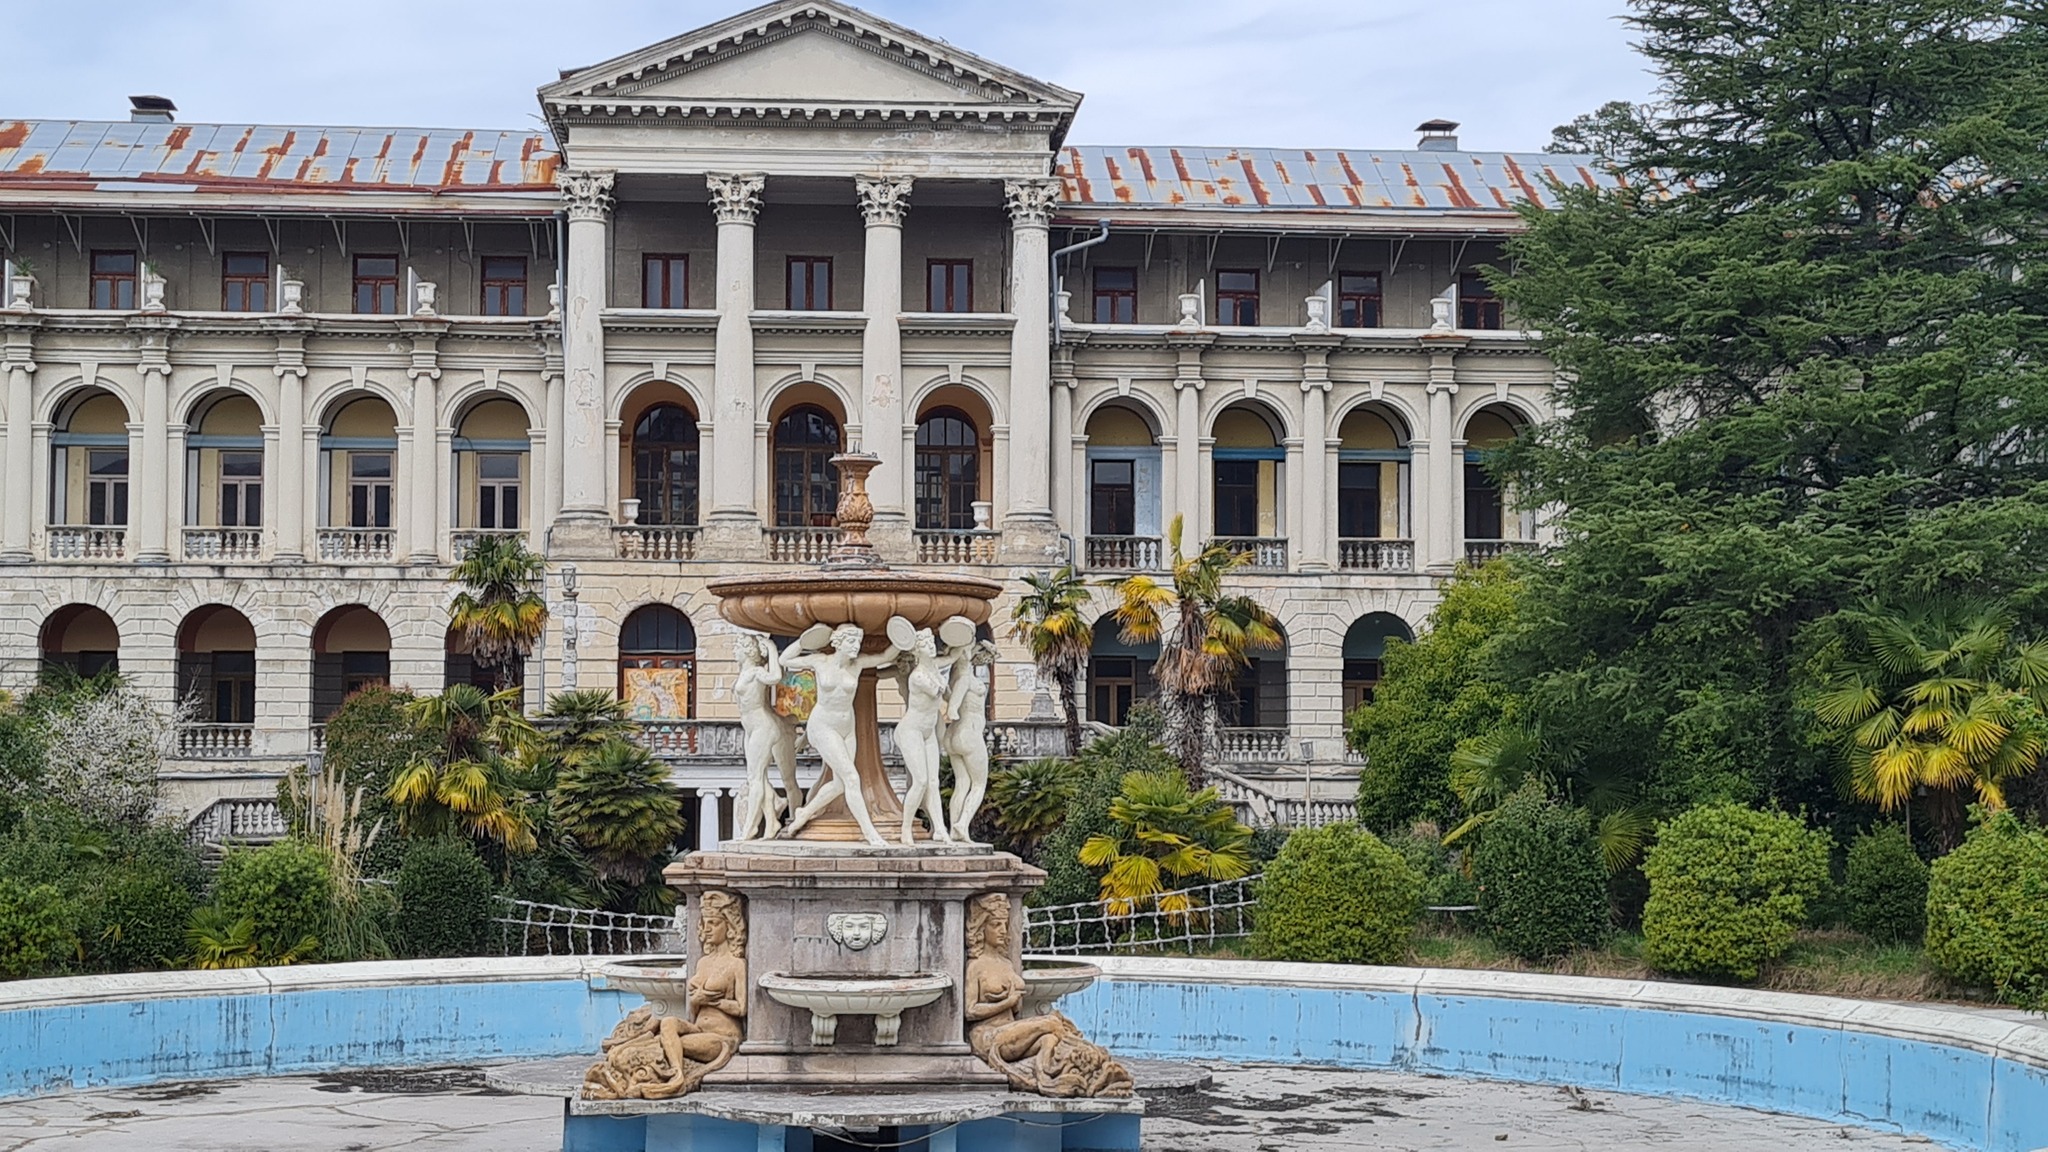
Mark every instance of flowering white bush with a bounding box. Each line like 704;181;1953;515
36;686;182;827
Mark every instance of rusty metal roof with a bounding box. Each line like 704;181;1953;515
0;120;559;194
1057;145;1629;212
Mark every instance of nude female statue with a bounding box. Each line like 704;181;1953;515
732;634;800;840
891;628;950;845
942;639;996;841
777;624;900;846
584;891;747;1099
963;893;1133;1098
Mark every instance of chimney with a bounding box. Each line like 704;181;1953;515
128;95;176;124
1416;119;1460;151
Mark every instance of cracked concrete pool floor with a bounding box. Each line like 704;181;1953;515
0;1064;1938;1151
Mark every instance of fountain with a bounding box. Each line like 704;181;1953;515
553;451;1144;1151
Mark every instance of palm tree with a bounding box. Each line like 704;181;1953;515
551;738;685;904
1810;598;2048;838
1010;566;1094;756
387;685;539;854
1102;516;1283;786
449;535;549;692
1443;722;1652;873
985;757;1081;859
1077;768;1253;919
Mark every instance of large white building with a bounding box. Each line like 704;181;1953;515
0;1;1611;842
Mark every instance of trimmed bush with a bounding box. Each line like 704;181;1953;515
1252;823;1421;964
88;871;198;972
393;837;497;958
1924;811;2048;1004
1473;790;1609;962
0;879;75;979
211;840;333;961
1841;825;1928;944
1640;804;1830;981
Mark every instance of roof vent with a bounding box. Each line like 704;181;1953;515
1416;119;1460;151
128;95;176;124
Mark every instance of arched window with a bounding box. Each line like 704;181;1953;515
1342;612;1414;712
772;405;840;527
914;408;980;529
619;604;696;720
632;404;701;526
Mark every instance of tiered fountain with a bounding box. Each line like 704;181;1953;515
548;451;1144;1152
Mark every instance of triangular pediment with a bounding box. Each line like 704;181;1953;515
541;1;1081;119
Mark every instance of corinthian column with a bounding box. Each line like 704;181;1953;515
856;175;912;555
1000;177;1061;560
549;168;615;558
703;173;766;557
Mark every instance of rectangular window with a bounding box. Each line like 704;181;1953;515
787;257;832;310
1091;656;1139;727
1090;459;1136;536
1338;272;1381;328
1465;460;1505;539
219;451;263;528
353;256;399;315
90;251;138;310
1338;462;1381;538
927;260;972;312
341;651;390;697
87;450;129;525
480;256;527;316
211;651;257;724
477;453;522;531
642;254;688;309
1216;269;1259;326
221;252;270;312
1093;267;1137;324
348;453;393;528
1458;271;1503;330
1213;460;1260;536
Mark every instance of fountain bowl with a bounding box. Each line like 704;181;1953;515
1020;960;1102;1016
706;569;1003;642
597;957;693;1017
756;972;956;1047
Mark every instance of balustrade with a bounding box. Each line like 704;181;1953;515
1083;535;1162;572
316;528;397;563
182;527;264;563
1337;537;1414;572
183;797;287;846
766;527;839;564
1219;726;1291;763
1464;539;1538;565
46;526;125;561
451;528;527;559
913;529;998;566
176;723;255;759
1214;536;1288;571
615;526;700;561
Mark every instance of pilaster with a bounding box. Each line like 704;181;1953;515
1294;336;1340;573
1;343;37;562
135;348;172;563
1168;334;1214;555
1422;342;1465;573
406;338;443;564
272;353;306;563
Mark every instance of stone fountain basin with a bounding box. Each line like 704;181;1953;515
597;957;692;1016
757;972;955;1047
707;570;1002;641
1020;960;1102;1016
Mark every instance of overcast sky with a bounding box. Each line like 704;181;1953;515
0;0;1657;152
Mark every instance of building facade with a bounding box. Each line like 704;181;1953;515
0;1;1612;839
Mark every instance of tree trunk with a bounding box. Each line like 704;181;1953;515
1055;670;1083;758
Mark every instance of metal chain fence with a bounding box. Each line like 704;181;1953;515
492;898;684;957
1023;875;1260;955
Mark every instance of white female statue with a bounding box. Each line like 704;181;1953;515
892;628;950;846
777;624;900;847
943;639;996;841
732;634;800;840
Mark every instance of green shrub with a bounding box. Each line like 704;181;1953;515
1473;790;1609;961
0;879;75;979
1251;823;1421;964
302;686;428;877
1384;825;1477;909
1924;811;2048;1004
0;806;206;973
87;871;198;972
211;840;333;961
393;837;497;958
1033;721;1177;911
1841;825;1928;944
1640;804;1830;981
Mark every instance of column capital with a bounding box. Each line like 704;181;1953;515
1002;177;1062;227
556;169;616;223
707;173;766;225
855;175;914;226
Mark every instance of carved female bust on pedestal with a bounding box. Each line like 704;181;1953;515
584;891;747;1100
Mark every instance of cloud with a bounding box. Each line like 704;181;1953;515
0;0;1654;150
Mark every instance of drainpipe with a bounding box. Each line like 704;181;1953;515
1050;220;1111;345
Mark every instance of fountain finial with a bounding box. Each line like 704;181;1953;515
823;450;886;570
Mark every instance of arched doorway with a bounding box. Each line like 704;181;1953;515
1224;620;1288;731
618;604;696;721
1463;404;1530;561
1211;402;1286;569
178;605;258;724
913;407;981;530
453;397;531;537
771;405;842;527
319;395;399;562
1336;404;1412;571
1082;402;1163;571
40;604;119;678
628;402;701;527
1342;612;1414;712
49;389;131;559
183;390;265;560
312;605;391;721
1087;622;1157;728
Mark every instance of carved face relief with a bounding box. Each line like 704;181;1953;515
827;912;888;951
